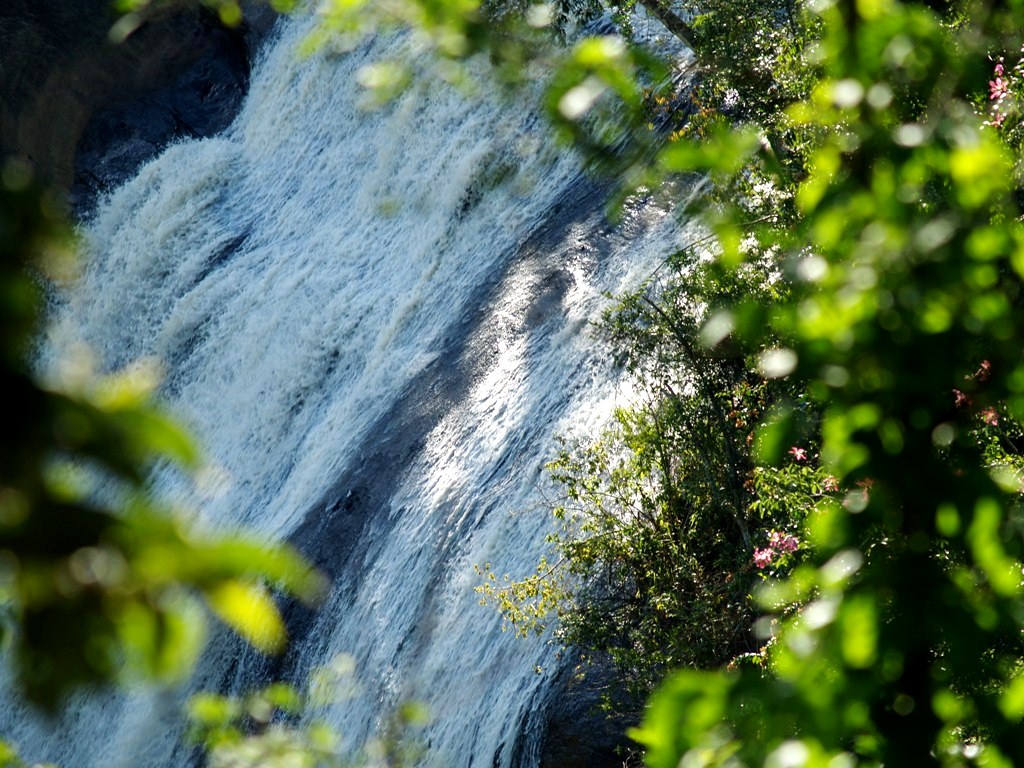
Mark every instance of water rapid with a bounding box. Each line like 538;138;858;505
5;14;693;767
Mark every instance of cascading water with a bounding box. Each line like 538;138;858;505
3;12;695;767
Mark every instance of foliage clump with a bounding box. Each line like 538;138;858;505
185;655;428;768
624;1;1024;766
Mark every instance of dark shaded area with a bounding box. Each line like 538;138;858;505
0;0;278;215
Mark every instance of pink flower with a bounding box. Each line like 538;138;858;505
769;531;799;553
753;548;774;569
987;110;1007;129
823;475;840;492
990;75;1010;100
788;446;807;461
995;62;1005;77
982;408;1000;426
976;360;992;381
953;388;971;408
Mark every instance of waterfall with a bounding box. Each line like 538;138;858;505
4;13;693;767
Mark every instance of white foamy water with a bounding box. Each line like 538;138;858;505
4;13;694;767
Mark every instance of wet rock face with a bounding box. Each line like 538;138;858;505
67;18;249;215
0;0;277;216
537;656;642;768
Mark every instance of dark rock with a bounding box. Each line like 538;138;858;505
67;13;252;216
538;654;642;768
0;0;280;216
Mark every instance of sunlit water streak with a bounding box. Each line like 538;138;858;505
3;14;694;767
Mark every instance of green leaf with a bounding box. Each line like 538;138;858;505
205;581;287;655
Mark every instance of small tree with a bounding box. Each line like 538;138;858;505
477;252;828;702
